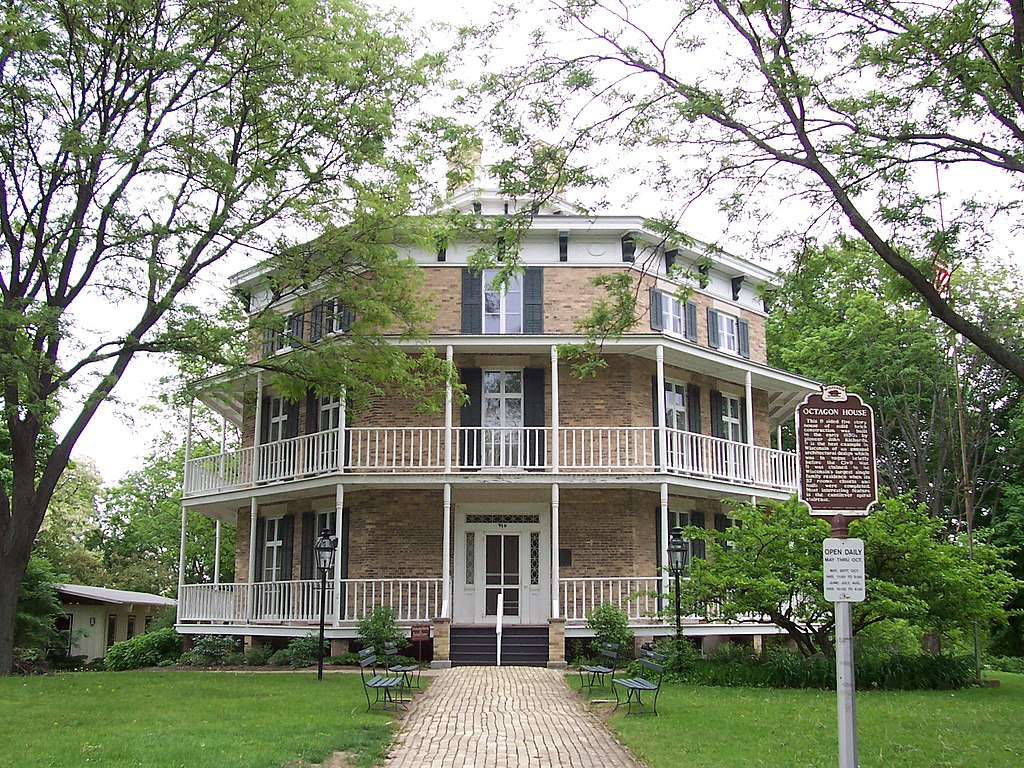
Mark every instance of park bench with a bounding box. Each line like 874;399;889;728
612;650;666;715
358;647;403;712
578;642;619;692
384;641;422;699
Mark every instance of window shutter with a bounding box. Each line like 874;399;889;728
288;313;304;344
707;308;720;348
262;327;275;357
738;319;750;358
309;302;324;342
341;508;351;580
649;288;664;331
286;401;300;439
654;507;663;576
686;384;701;433
461;268;482;334
305;390;318;435
740;398;748;442
280;514;295;580
459;368;482;468
523;268;544;334
684;301;698;342
714;513;728;533
338;303;354;333
524;367;545;467
710;390;725;438
301;511;315;580
259;395;271;445
255;517;266;580
691;511;706;559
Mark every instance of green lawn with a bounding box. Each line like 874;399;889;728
0;671;398;768
596;673;1024;768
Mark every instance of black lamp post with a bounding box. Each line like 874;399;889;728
314;529;338;681
667;526;689;652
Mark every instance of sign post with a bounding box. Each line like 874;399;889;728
797;385;876;768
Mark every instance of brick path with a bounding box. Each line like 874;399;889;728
384;666;641;767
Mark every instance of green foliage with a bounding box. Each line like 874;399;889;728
685;496;1020;657
269;636;321;668
986;656;1024;674
357;606;408;653
104;628;183;671
585;603;634;659
179;635;238;666
13;557;63;655
245;644;275;667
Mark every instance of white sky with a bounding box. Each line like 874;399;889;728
61;0;1022;485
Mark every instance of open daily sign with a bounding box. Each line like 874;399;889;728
823;538;866;603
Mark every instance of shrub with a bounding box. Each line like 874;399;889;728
585;603;634;659
357;606;407;653
267;649;290;666
105;628;183;671
987;656;1024;674
283;636;320;668
245;643;275;667
179;634;238;666
328;652;361;666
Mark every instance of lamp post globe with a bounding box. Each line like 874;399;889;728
314;529;337;680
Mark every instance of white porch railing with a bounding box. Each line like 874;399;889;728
178;578;441;625
183;426;797;496
560;577;665;624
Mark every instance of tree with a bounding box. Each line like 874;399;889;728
0;0;457;673
476;0;1024;382
13;557;64;662
684;496;1018;656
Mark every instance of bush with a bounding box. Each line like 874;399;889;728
328;652;361;666
283;636;320;668
357;606;407;653
179;634;238;666
987;656;1024;674
105;628;183;671
585;603;634;660
245;643;275;667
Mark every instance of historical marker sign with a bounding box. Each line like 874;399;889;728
823;538;866;603
797;385;877;517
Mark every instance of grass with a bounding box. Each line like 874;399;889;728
0;670;399;768
588;672;1024;768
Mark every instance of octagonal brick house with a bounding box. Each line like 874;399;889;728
174;178;819;667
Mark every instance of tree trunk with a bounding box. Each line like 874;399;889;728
0;543;33;675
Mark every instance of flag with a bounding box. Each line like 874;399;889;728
932;258;951;296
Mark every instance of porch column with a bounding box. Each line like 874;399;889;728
656;345;666;472
745;370;755;480
214;520;222;584
776;424;783;451
445;345;453;474
334;484;344;626
178;399;194;595
551;345;560;473
337;390;346;474
253;372;264;486
218;415;227;483
246;497;257;621
551;483;560;618
660;483;669;595
442;483;452;618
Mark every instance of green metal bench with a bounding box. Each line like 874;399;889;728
612;650;666;715
578;642;619;692
358;647;403;712
384;641;422;699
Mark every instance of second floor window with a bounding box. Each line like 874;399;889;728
484;269;522;334
263;517;285;582
319;394;343;432
267;397;289;442
263;312;304;356
664;381;688;431
649;288;697;341
707;308;750;358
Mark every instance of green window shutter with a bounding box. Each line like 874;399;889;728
309;302;324;342
286;401;300;439
740;398;748;442
707;308;720;348
280;514;295;580
459;368;482;468
684;301;698;342
686;384;701;433
691;511;706;560
300;511;315;580
523;268;544;334
523;368;545;467
255;517;266;580
559;231;568;261
710;390;725;438
461;268;482;334
738;319;750;358
649;288;664;331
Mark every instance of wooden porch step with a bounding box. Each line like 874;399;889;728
450;625;549;667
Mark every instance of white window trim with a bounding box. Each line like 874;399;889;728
318;394;343;433
263;516;285;582
669;507;703;562
267;397;288;443
664;380;688;431
722;394;743;442
717;311;739;354
315;509;338;579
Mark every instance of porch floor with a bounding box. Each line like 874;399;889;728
384;666;640;767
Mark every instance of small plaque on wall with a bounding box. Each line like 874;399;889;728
559;548;572;567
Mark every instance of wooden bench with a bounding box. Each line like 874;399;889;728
358;647;403;712
612;650;666;715
578;642;619;692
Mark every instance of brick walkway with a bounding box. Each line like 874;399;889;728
384;666;641;767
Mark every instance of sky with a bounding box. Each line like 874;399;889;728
60;0;1022;486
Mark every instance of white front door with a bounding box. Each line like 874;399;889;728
454;504;549;625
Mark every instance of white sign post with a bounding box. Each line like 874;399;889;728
797;385;877;768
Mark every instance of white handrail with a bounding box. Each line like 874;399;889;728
495;592;504;667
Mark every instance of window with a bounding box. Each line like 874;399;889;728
483;269;522;334
649;289;697;341
318;394;343;433
263;312;304;355
707;308;750;357
127;615;137;639
267;397;289;443
664;381;688;431
106;615;117;649
482;369;523;466
263;517;285;582
315;510;338;578
722;395;744;442
669;509;706;562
